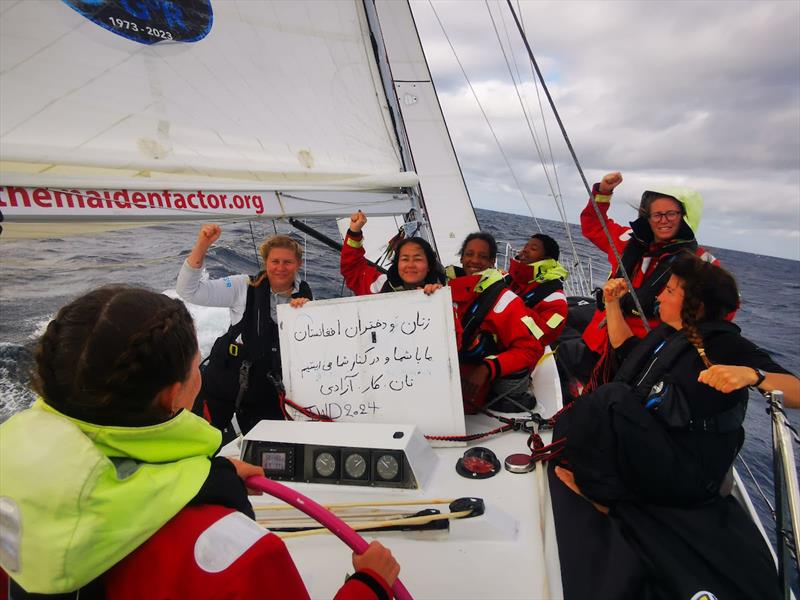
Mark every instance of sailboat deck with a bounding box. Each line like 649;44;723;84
250;415;562;600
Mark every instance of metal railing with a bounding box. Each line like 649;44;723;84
768;390;800;597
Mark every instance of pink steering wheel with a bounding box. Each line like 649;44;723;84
247;475;412;600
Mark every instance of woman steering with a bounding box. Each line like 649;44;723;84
0;285;399;599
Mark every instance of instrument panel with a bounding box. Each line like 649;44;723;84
242;441;413;488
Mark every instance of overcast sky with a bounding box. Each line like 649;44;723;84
409;0;800;260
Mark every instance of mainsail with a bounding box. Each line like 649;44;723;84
0;0;418;231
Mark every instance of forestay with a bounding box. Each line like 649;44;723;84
0;0;415;226
277;289;466;440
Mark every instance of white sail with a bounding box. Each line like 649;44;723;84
0;0;415;225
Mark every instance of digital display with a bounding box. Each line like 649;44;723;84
261;451;287;472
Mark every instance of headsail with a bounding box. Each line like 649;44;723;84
0;0;416;229
335;0;480;265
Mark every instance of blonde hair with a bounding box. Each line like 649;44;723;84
250;235;303;287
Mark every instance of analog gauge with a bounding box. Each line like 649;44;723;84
375;454;400;481
344;453;368;479
314;451;337;478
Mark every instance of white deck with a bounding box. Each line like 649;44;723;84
250;418;562;600
246;352;565;599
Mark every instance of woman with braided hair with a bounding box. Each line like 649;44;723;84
0;286;398;599
588;252;799;504
546;254;797;598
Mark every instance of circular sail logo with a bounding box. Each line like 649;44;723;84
62;0;213;45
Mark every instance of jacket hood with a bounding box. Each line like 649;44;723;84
448;268;505;303
640;186;704;233
0;400;220;593
508;258;568;286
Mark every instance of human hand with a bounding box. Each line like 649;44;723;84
423;283;443;295
349;210;368;232
226;457;264;496
698;365;757;393
603;278;629;303
352;541;400;587
598;172;623;195
196;224;221;250
290;297;310;309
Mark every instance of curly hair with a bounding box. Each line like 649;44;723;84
529;233;560;261
251;235;303;288
459;232;498;261
670;252;739;368
32;285;198;426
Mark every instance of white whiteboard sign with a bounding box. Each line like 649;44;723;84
278;288;465;438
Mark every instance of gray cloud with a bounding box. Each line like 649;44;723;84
410;0;800;259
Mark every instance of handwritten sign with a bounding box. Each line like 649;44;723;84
278;288;466;439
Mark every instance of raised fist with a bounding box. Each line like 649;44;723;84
598;172;623;195
349;210;368;233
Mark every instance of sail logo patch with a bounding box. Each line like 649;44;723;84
62;0;213;45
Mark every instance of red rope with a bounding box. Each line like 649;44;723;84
425;423;513;443
279;392;333;422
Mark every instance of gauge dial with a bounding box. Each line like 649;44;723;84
344;453;368;479
314;451;337;478
375;454;400;481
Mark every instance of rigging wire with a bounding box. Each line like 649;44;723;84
427;0;542;234
504;0;650;330
248;220;260;267
488;0;590;295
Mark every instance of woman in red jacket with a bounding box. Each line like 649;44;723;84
340;211;446;295
560;171;720;398
444;232;544;412
506;233;569;350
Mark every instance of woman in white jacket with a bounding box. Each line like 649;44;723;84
177;224;312;434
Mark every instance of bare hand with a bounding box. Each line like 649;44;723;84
423;283;443;295
196;224;221;249
226;457;264;496
290;297;310;309
603;278;629;303
599;172;623;195
352;541;400;587
698;365;756;393
349;210;368;233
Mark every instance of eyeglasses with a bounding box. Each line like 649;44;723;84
649;210;682;222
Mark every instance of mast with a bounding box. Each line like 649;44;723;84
363;0;480;264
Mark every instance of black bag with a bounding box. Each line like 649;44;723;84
195;277;312;433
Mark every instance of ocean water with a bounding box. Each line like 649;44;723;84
1;207;798;560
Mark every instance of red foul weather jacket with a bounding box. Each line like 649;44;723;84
580;184;720;354
106;505;393;600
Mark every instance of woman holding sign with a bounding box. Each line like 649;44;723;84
177;224;312;434
341;211;446;295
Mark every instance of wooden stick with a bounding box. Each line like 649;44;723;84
259;510;410;524
277;510;472;539
253;497;455;512
258;512;411;528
